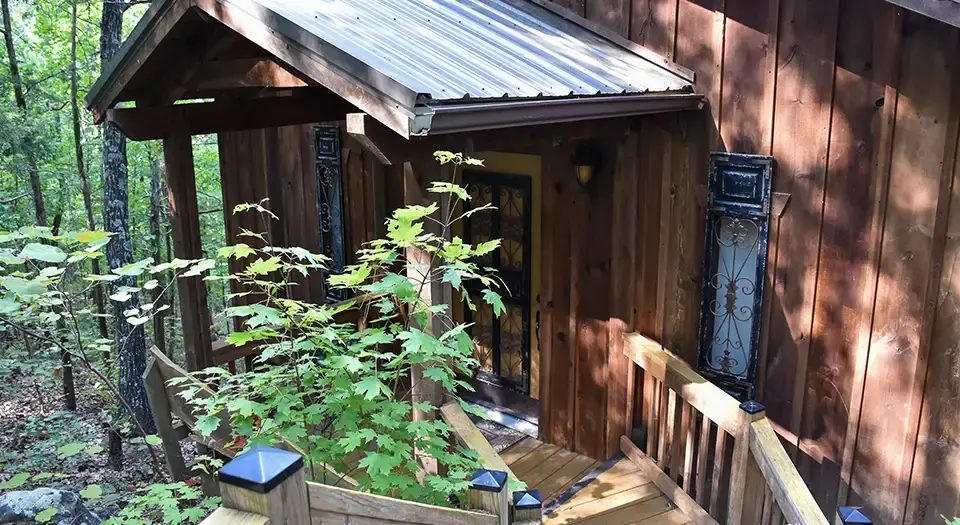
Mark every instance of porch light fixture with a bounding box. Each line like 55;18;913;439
571;143;602;185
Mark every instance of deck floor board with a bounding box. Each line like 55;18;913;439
500;437;692;525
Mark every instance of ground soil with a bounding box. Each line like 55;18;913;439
0;352;196;520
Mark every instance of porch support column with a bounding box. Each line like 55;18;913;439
402;160;450;421
163;125;214;371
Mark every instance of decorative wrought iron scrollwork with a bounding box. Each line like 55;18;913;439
697;154;773;400
315;124;346;302
463;170;532;395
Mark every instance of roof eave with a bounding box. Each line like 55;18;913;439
411;93;706;136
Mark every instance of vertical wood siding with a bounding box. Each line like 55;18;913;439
541;1;960;524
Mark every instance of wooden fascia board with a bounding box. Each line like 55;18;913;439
194;0;419;138
84;0;191;123
108;91;355;141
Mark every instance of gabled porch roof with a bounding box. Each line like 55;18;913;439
85;0;701;139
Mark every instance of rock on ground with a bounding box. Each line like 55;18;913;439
0;488;99;524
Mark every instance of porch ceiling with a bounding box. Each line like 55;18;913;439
85;0;702;138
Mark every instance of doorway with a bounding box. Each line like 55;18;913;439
456;152;541;420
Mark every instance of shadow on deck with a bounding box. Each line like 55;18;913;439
504;437;690;525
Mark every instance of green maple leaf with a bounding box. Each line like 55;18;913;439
354;376;391;400
482;289;505;317
195;414;222;437
245;257;282;275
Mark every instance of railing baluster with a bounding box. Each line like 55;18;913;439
681;401;695;492
657;379;670;470
709;428;727;519
695;415;713;508
644;373;658;456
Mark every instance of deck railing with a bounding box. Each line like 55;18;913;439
622;332;834;525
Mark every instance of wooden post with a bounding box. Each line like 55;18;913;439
468;469;509;525
217;446;310;525
835;506;873;525
402;161;447;421
512;490;542;524
163;126;213;371
727;400;766;525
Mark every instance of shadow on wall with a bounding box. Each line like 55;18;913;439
562;0;960;524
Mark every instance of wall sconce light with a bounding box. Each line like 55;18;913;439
571;143;602;186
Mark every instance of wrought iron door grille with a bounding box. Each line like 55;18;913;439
697;153;773;400
315;123;347;303
463;170;532;395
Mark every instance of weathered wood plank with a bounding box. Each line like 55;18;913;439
503;437;542;466
572;141;614;459
439;402;520;491
541;142;576;448
819;0;904;510
586;0;631;37
199;507;269;525
762;0;839;451
621;436;719;525
606;131;640;457
630;0;678;59
748;419;829;525
674;0;725;149
719;0;778;154
305;482;498;525
851;13;960;525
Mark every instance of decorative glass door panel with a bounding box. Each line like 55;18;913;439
464;171;532;395
697;153;773;400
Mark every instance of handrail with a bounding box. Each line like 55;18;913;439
748;418;828;525
622;332;831;525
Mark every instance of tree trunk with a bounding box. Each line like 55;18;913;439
101;0;155;438
71;0;109;342
1;0;46;227
149;152;167;355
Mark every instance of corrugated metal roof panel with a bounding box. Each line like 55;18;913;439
247;0;693;102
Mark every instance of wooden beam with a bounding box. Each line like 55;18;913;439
183;58;308;95
110;90;355;141
163;125;214;371
440;402;520;495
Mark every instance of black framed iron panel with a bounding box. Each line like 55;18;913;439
463;169;533;395
697;153;773;400
315;123;348;303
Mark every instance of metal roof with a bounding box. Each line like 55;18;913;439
247;0;694;102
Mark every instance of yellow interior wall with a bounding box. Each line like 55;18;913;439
452;151;542;400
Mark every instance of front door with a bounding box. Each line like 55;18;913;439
463;170;532;395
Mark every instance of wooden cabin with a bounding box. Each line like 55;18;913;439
85;0;960;524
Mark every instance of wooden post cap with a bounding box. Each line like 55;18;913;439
513;490;542;510
739;400;765;414
218;446;305;494
837;506;873;524
471;469;508;492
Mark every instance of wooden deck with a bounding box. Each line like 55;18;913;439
502;437;692;525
